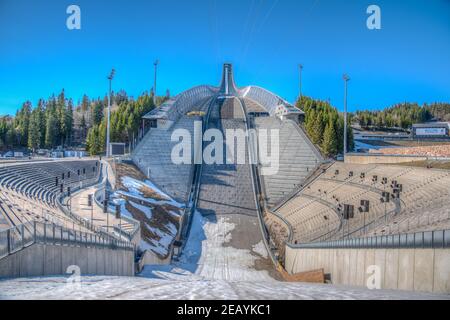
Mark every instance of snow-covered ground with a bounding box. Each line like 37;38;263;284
0;211;449;300
173;211;274;282
0;274;448;300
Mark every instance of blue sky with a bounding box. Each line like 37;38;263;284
0;0;449;116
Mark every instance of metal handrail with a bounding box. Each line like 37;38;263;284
93;166;141;240
178;96;217;243
0;220;134;260
239;98;279;266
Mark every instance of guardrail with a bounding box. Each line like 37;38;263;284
177;97;218;243
240;98;279;267
93;163;141;242
57;163;138;244
241;86;293;116
287;229;450;250
56;173;112;238
0;220;134;260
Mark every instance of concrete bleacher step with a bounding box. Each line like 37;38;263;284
255;117;322;208
0;160;99;229
132;116;199;203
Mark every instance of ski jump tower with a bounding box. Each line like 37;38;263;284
219;63;239;96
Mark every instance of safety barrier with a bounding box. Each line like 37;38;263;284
288;229;450;250
0;220;134;260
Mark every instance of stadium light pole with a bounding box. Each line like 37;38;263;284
298;64;303;104
343;74;350;156
106;68;115;158
153;59;159;105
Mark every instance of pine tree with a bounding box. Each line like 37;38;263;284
57;89;67;146
322;119;338;157
92;101;104;126
311;111;324;145
45;98;59;148
80;114;87;141
28;109;40;151
65;99;74;146
86;125;101;155
36;99;46;148
15;101;32;146
81;95;90;112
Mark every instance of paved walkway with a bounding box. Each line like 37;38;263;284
70;184;133;237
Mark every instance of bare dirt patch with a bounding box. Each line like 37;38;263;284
112;161;183;259
112;161;148;190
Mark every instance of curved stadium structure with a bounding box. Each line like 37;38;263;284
131;64;450;293
0;64;449;298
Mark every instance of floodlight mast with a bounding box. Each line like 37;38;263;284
106;68;115;158
153;60;159;105
343;74;350;156
298;64;303;104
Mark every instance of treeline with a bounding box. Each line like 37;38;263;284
85;93;165;155
424;102;450;122
0;90;74;151
0;89;166;155
355;102;450;130
297;96;354;157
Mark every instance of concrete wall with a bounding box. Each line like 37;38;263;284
285;246;450;294
136;250;171;273
345;154;428;165
0;243;135;279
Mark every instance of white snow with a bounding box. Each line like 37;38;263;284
0;202;448;300
0;275;447;300
121;176;148;197
142;221;178;257
111;176;184;257
174;211;274;282
119;176;184;209
116;200;133;219
252;241;268;259
129;201;153;220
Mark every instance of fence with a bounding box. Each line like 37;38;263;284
93;180;141;242
287;229;450;250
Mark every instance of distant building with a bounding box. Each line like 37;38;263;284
411;122;450;139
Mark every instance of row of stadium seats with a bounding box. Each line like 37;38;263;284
255;116;322;207
220;97;245;119
0;160;99;230
242;98;269;114
272;162;450;244
133;114;201;203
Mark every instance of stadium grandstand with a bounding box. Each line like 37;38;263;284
0;64;449;299
0;160;99;228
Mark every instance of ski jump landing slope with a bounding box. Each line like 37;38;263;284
193;97;278;281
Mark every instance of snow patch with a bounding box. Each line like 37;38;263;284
0;276;447;300
129;201;153;220
252;241;268;259
175;212;273;282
